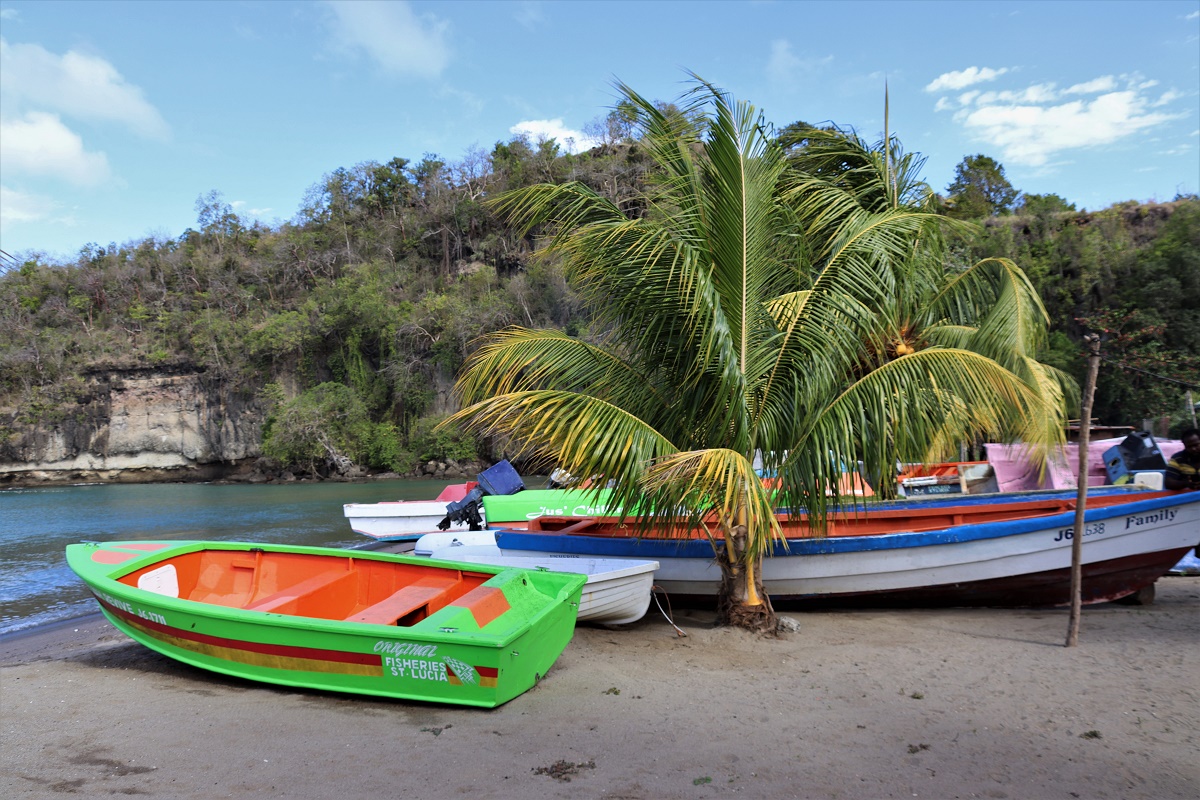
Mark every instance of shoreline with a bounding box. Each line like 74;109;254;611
0;612;126;668
0;461;494;491
4;578;1199;798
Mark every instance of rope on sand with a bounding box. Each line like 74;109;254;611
651;585;687;637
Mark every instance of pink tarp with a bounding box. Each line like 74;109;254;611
985;437;1184;492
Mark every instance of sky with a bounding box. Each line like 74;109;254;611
1;0;1198;263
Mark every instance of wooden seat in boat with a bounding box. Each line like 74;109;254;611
245;569;356;613
347;576;461;626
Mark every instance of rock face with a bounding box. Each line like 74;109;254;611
0;369;264;486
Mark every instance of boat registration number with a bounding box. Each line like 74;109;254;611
1053;522;1105;542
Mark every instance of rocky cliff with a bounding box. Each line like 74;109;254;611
0;368;264;486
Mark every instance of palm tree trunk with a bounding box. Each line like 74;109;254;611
716;507;777;632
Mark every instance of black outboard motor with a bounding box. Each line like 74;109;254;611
436;461;525;531
438;487;484;531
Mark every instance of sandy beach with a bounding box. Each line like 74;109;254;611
3;579;1198;800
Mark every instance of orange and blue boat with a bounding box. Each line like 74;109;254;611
66;540;586;707
494;487;1200;608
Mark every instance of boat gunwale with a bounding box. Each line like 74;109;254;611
497;492;1200;558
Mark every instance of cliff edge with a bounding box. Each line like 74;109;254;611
0;368;263;486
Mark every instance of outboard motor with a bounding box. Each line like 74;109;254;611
438;487;484;531
436;460;525;531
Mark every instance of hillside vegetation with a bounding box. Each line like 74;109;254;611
2;118;1197;477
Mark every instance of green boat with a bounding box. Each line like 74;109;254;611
66;540;586;707
481;488;615;526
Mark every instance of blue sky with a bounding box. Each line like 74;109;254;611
1;0;1197;263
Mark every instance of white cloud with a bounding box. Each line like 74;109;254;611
0;37;168;139
509;119;596;154
974;83;1059;105
766;40;832;84
959;91;1179;167
514;1;547;29
1188;10;1199;20
929;68;1187;167
1154;89;1184;107
924;66;1009;92
767;40;802;83
0;9;18;20
326;0;450;79
0;112;111;185
230;200;273;217
0;185;56;225
1064;76;1116;95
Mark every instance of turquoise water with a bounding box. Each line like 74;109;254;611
0;479;465;636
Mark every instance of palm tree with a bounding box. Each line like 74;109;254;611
782;124;1077;457
446;78;1070;631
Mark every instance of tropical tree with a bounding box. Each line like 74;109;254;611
946;154;1019;218
445;78;1070;632
784;126;1077;453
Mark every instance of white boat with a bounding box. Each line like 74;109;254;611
413;530;501;556
493;492;1200;608
343;483;485;541
427;544;659;625
342;499;473;539
344;462;528;541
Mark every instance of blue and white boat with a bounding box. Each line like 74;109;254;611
493;491;1200;608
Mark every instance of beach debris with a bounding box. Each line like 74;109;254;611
603;686;620;695
1079;730;1103;739
776;616;802;633
419;725;452;736
907;743;930;754
533;759;596;782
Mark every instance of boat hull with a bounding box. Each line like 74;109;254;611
429;546;659;625
342;500;483;540
495;493;1200;608
67;541;585;707
343;482;484;540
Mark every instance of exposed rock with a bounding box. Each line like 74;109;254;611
0;368;263;487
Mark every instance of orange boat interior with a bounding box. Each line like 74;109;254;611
526;491;1172;539
117;550;506;627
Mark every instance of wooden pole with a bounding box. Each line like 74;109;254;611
1066;334;1102;647
1188;390;1197;429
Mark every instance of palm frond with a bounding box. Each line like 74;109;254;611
641;448;783;558
443;390;677;516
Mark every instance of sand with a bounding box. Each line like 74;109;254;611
3;579;1199;800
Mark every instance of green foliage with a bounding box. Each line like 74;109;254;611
1018;193;1076;216
946;154;1018;218
1076;307;1199;426
261;382;408;474
0;80;1194;484
408;414;478;462
245;310;314;362
364;421;418;473
950;198;1199;424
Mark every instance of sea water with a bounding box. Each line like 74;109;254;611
0;479;465;636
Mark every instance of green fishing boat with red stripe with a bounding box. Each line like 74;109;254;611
66;540;586;707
